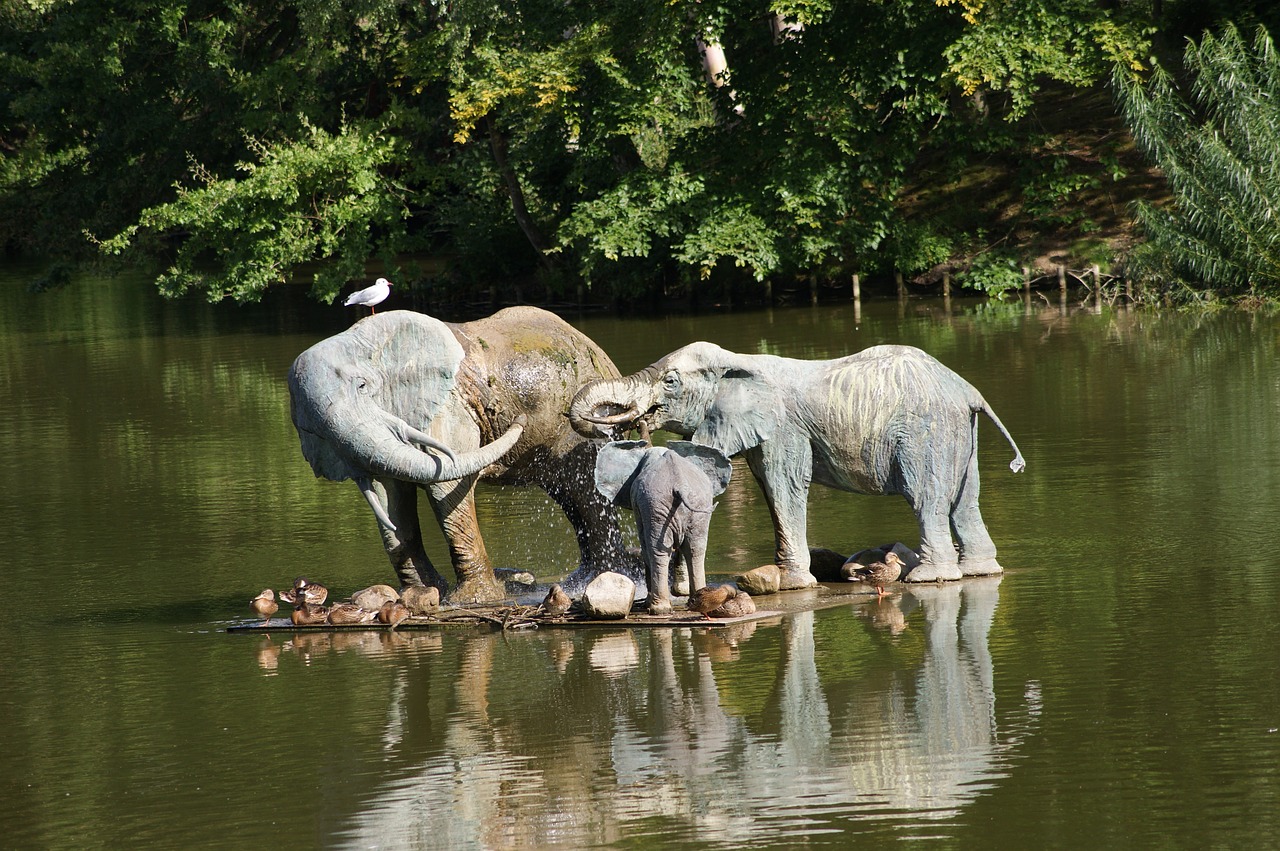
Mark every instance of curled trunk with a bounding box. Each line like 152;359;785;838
568;368;658;438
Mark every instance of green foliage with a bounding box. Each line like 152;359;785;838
1116;24;1280;295
100;121;407;303
1;0;1153;303
958;250;1024;296
939;0;1151;118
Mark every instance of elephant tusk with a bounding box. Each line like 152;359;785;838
375;409;459;463
581;405;642;426
356;477;397;532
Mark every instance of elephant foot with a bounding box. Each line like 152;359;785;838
903;560;963;583
449;572;507;604
648;598;673;616
777;567;819;591
959;556;1004;577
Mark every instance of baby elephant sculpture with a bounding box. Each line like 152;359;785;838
594;440;733;615
571;342;1025;588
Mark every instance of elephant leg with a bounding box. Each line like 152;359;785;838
904;488;963;582
951;449;1002;576
426;474;503;603
670;547;690;596
640;517;673;616
744;442;817;590
373;478;450;594
683;532;707;597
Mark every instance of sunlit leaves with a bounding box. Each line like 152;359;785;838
101;120;406;303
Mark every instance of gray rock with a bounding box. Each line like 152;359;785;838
350;584;400;612
735;564;782;595
580;572;636;619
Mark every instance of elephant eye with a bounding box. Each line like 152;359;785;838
355;378;369;393
661;372;680;390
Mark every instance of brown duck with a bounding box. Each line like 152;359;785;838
708;589;756;619
378;601;410;628
327;602;377;625
843;551;905;598
290;602;330;626
249;589;278;626
687;584;735;617
281;577;329;607
541;584;572;617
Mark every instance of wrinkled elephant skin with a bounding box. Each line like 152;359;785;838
289;307;633;602
570;342;1024;587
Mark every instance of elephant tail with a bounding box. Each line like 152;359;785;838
975;401;1026;473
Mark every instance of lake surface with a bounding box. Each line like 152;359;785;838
3;265;1280;848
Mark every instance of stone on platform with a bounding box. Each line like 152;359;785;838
735;564;782;595
351;584;400;612
809;548;851;582
581;572;636;619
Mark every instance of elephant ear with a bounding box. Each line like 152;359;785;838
666;441;733;496
594;440;648;508
364;312;465;426
692;368;781;457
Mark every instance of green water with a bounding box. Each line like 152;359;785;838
3;265;1279;848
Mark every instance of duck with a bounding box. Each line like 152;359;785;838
688;584;735;617
291;602;330;626
541;584;572;617
708;588;756;619
378;601;410;628
843;551;905;598
250;589;278;626
326;602;377;625
401;585;441;615
281;577;329;607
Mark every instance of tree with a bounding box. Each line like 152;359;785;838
1;0;1151;303
1117;23;1280;297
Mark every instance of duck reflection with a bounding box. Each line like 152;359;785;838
306;577;1038;846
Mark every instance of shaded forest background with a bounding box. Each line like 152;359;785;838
2;0;1278;308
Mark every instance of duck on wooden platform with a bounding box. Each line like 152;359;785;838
291;602;330;626
842;551;905;598
250;589;278;626
281;577;329;607
541;584;572;617
688;585;756;619
326;602;377;625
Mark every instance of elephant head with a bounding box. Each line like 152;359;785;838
594;440;733;509
568;342;780;457
288;312;525;532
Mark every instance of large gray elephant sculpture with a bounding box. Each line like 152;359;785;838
288;307;634;602
594;440;733;615
569;342;1025;588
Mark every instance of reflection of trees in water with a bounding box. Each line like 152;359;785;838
277;577;1041;846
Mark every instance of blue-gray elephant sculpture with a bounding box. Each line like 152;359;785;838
595;440;733;615
570;342;1024;588
288;307;634;603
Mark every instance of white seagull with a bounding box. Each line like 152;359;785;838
344;277;392;313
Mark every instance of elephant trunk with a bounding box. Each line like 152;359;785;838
335;411;525;486
568;367;659;437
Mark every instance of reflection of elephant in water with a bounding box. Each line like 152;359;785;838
288;307;632;602
570;342;1025;587
594;440;733;614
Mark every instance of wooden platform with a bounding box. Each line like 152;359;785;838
226;605;785;633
